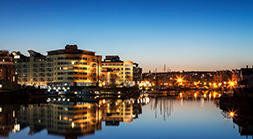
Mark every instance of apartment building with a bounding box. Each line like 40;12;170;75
11;45;141;87
47;45;102;86
12;45;102;87
101;56;134;87
0;51;17;84
12;50;47;86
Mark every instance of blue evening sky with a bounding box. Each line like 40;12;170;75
0;0;253;72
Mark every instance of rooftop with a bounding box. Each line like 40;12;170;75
103;56;123;63
47;45;95;56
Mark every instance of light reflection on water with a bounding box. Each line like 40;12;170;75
0;90;252;139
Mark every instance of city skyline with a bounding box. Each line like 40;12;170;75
1;1;253;138
1;0;253;72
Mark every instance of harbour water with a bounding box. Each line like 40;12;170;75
0;90;252;139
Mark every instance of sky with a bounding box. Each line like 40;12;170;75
0;0;253;72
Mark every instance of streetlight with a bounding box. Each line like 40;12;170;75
176;76;184;86
177;78;182;83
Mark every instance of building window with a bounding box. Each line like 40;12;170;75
57;77;63;80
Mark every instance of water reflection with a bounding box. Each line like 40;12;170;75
0;90;252;139
150;97;174;120
0;96;148;139
18;102;101;138
218;90;253;137
148;90;222;121
0;105;19;137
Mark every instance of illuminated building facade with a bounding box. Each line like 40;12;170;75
10;45;141;87
0;51;17;84
12;45;102;87
101;56;134;87
47;45;102;86
12;50;47;86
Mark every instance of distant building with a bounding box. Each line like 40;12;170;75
142;71;216;88
0;51;17;84
239;67;253;81
101;56;134;86
238;66;253;88
133;63;142;83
